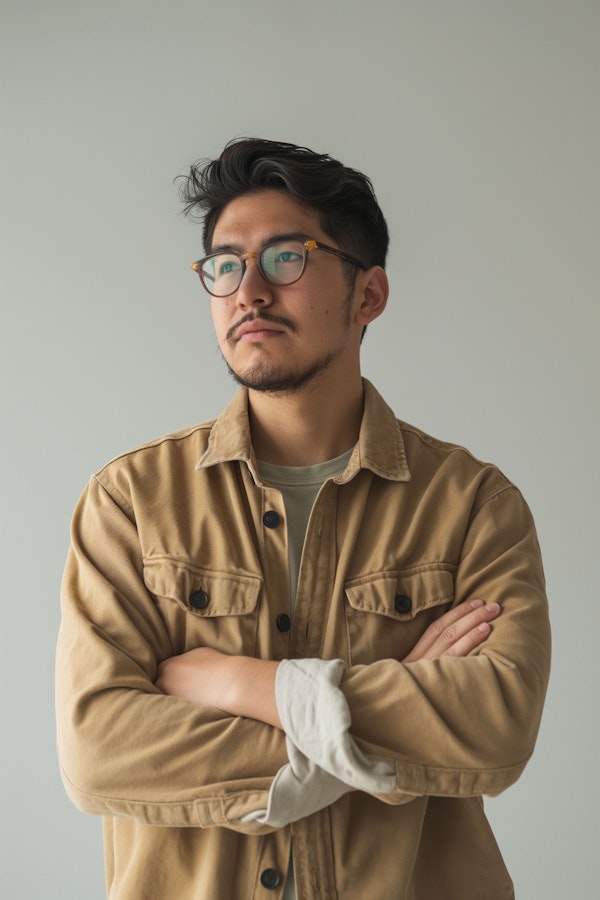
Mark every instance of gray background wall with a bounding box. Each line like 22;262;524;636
2;1;598;897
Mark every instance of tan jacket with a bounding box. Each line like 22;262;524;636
56;380;551;899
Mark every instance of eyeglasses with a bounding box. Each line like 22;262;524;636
191;238;367;298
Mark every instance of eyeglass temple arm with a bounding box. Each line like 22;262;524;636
307;240;368;270
191;261;216;284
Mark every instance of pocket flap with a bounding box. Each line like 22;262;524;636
345;567;454;622
144;557;261;618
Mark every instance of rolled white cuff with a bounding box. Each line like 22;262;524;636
242;657;395;828
276;657;395;792
241;737;349;827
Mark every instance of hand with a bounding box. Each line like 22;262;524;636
156;646;231;707
156;600;499;723
156;647;282;729
402;599;500;664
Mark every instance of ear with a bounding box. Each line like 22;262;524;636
354;266;389;327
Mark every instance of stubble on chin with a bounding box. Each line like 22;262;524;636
222;352;338;397
221;286;355;396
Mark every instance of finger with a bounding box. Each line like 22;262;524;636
441;620;492;658
403;601;500;663
404;600;485;660
427;602;500;657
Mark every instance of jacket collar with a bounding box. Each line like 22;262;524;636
196;379;411;484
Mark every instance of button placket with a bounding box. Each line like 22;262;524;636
262;510;281;529
276;613;291;632
260;867;281;889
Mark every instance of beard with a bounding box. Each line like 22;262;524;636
223;348;341;396
221;291;354;396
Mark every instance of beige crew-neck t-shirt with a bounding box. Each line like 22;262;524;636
257;449;353;614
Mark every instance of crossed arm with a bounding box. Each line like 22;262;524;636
58;472;549;829
156;599;501;728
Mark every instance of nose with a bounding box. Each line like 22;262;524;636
234;255;274;310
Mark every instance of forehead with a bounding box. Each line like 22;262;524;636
210;190;324;250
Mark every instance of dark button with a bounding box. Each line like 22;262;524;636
276;613;291;633
395;594;412;614
262;510;281;529
189;589;210;610
260;868;281;889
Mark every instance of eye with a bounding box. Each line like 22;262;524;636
217;258;242;276
274;249;303;264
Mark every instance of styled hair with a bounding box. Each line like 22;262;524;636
179;138;389;269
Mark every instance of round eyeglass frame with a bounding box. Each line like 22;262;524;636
190;238;367;298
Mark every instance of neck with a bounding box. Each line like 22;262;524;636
248;372;364;467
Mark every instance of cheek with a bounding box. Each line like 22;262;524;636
210;305;232;341
313;296;347;330
306;303;327;335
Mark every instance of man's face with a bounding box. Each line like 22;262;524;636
208;190;365;395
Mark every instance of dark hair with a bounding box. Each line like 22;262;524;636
179;138;389;269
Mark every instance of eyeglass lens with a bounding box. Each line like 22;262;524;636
201;240;306;296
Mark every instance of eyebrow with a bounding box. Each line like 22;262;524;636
209;231;312;255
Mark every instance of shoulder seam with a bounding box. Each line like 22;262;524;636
95;421;215;474
398;420;494;467
91;473;135;518
472;483;520;517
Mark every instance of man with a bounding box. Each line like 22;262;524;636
56;138;551;899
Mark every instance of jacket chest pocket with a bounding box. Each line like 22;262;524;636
144;558;261;656
344;567;455;665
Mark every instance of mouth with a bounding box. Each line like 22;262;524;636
237;323;284;342
228;314;295;342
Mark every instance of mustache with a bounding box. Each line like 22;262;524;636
226;312;297;342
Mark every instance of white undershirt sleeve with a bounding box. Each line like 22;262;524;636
276;657;396;790
242;657;395;828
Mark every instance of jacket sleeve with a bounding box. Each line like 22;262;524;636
275;485;550;802
55;475;288;832
343;484;551;801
